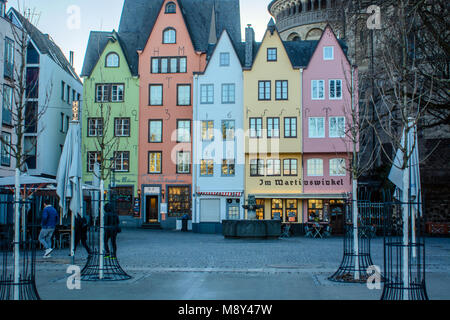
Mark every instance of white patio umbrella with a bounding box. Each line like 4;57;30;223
388;118;421;300
56;119;83;261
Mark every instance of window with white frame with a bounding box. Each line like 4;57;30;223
249;117;262;138
111;84;124;102
222;159;235;176
87;152;101;172
148;152;162;174
250;159;265;176
329;116;345;138
283;159;298;176
267;159;281;176
149;120;162;143
176;151;190;174
177;120;191;142
329;79;342;99
200;84;214;104
88;118;103;137
201;120;214;141
267;117;280;138
95;84;124;102
106;53;119;67
200;159;214;176
309;117;325;138
221;84;235;104
114;151;130;172
311;80;325;100
163;28;176;44
96;84;109;102
307;158;323;176
323;46;334;60
177;84;191;106
114;118;130;137
220;52;230;66
330;158;346;176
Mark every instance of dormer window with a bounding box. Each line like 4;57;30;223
106;52;119;67
323;46;334;60
163;28;176;44
165;2;176;14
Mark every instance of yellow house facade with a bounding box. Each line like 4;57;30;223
243;20;305;225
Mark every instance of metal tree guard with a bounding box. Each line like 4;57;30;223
80;190;131;282
329;189;378;283
381;197;428;300
0;197;40;300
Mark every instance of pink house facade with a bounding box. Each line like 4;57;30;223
302;25;357;233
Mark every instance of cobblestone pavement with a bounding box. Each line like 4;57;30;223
32;229;450;300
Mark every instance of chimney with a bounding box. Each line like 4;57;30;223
245;24;255;68
69;51;74;67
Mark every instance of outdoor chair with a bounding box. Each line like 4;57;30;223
323;225;332;238
304;225;313;238
280;224;291;238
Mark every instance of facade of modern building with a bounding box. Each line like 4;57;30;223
80;30;140;222
119;0;241;229
301;25;356;233
192;30;245;234
0;0;20;177
5;8;83;179
243;20;309;232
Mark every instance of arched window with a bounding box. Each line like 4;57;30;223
105;52;119;67
165;2;176;13
163;28;176;44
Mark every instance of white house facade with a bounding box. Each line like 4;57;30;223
192;31;245;234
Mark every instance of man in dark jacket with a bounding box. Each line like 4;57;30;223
74;215;91;255
39;201;59;257
104;203;120;258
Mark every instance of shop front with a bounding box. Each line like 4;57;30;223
305;198;347;235
193;191;244;234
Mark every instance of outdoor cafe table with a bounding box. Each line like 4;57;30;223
306;222;328;238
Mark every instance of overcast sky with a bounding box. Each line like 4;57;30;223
7;0;272;77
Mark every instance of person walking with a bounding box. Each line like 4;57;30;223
38;201;59;258
74;214;91;255
104;203;120;259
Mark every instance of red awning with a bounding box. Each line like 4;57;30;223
197;192;243;197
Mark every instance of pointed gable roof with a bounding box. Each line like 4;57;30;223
117;0;242;76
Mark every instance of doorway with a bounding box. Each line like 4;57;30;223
329;204;344;235
146;196;159;223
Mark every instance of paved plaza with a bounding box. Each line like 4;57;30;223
34;229;450;300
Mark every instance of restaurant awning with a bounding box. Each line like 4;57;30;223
197;191;243;197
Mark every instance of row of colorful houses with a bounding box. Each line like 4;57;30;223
81;0;357;234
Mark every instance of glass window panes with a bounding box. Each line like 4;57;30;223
151;58;159;73
267;117;280;138
1;131;11;166
177;120;191;142
267;159;281;176
330;158;346;176
284;117;297;138
87;152;101;172
177;152;190;174
115;118;130;137
2;85;13;125
179;57;187;73
311;80;325;99
88;118;103;137
227;205;239;220
200;159;214;176
309;117;325;138
271;199;283;219
201;121;214;141
96;85;109;102
256;199;265;220
170;58;178;73
149;85;163;105
200;84;214;104
114;151;129;172
250;159;265;176
149;120;162;143
221;120;235;140
249;118;262;138
220;52;230;66
221;84;235;104
286;199;298;222
148;152;162;173
329;79;342;99
258;81;271;100
106;53;119;67
165;2;176;13
275;80;288;100
308;200;325;222
307;158;323;176
168;187;191;218
111;84;124;102
323;46;334;60
161;58;168;73
222;159;235;176
267;48;277;61
163;28;176;44
177;85;191;106
329;116;345;137
283;159;298;176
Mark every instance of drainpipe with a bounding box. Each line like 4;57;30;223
193;74;198;226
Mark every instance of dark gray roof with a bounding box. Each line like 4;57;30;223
80;31;113;77
283;40;319;68
9;8;81;83
117;0;242;76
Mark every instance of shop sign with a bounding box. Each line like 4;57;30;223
160;203;168;214
144;187;160;195
258;178;345;187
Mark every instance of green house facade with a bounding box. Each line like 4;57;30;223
81;31;139;219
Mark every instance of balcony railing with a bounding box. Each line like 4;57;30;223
277;8;343;33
